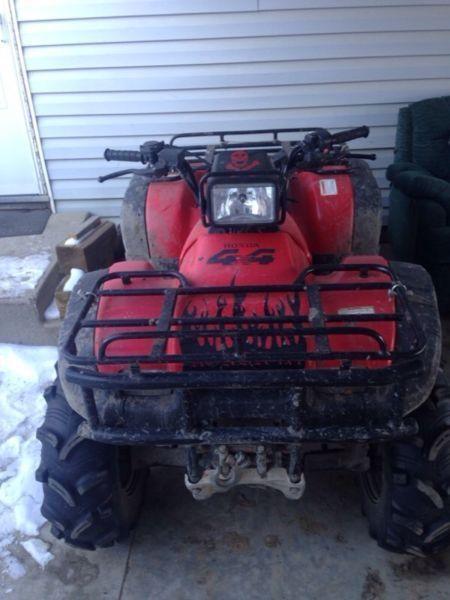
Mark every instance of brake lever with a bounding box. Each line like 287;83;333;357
345;152;377;161
98;169;137;183
98;164;165;183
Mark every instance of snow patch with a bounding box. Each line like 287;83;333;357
0;254;51;298
1;553;26;580
21;538;53;568
63;268;84;292
0;537;26;580
0;344;58;578
43;268;84;321
44;299;60;321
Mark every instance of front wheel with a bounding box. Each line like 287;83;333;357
36;378;147;549
361;371;450;556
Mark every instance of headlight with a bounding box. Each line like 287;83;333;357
210;183;277;225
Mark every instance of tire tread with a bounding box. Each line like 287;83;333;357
36;378;145;549
362;374;450;555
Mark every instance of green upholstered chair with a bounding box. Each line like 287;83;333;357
387;96;450;313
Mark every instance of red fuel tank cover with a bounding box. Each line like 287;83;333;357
179;215;311;287
94;261;182;374
288;168;354;256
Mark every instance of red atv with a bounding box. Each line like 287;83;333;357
37;126;450;555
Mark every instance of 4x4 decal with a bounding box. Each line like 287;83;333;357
207;248;275;266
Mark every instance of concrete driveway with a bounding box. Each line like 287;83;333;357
3;468;449;600
2;322;450;600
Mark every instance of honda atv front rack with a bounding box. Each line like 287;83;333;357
170;127;323;151
169;127;326;165
169;126;374;160
61;263;427;392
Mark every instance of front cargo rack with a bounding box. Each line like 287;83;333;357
61;263;427;391
171;127;335;165
170;127;324;151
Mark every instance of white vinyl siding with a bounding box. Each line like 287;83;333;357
14;0;450;218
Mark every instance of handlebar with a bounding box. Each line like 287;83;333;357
104;149;144;163
103;127;371;166
329;126;369;145
100;126;374;183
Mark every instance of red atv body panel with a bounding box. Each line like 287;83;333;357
94;256;395;374
94;156;394;375
288;168;354;256
144;176;201;263
306;255;395;368
144;167;354;263
94;261;182;374
179;214;311;287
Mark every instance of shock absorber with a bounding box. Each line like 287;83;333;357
186;447;202;484
256;445;268;478
288;445;302;483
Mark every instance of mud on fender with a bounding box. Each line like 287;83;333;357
389;261;441;415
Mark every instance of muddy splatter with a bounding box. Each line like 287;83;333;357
183;535;216;552
298;515;328;535
335;532;348;544
361;568;385;600
222;531;250;552
390;555;449;579
264;534;281;549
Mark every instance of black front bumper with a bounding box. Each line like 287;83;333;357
78;420;418;446
71;379;418;446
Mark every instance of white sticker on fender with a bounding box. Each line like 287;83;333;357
319;179;338;196
338;306;375;316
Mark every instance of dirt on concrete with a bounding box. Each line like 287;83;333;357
2;320;450;599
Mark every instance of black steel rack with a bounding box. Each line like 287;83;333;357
172;128;314;171
61;263;426;392
170;127;323;148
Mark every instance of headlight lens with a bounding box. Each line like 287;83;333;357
210;183;277;225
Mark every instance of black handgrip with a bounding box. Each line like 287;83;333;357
104;149;143;163
329;126;370;145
